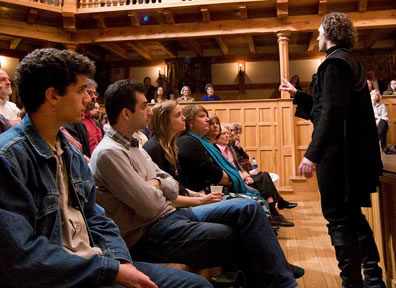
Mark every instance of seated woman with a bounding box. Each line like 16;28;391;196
371;89;393;154
177;86;195;103
154;86;168;103
229;122;298;210
210;119;293;227
177;105;295;226
143;100;223;207
290;75;303;93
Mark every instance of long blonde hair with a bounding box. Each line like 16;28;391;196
149;100;179;166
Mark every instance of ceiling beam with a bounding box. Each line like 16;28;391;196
239;4;248;20
246;35;256;54
358;0;368;12
215;37;229;55
128;11;140;26
26;8;38;24
157;42;177;58
365;30;377;48
277;0;288;18
0;17;72;43
163;9;175;24
9;38;23;50
92;14;106;29
125;42;152;60
201;6;211;23
187;39;203;57
80;47;105;61
72;10;396;44
99;43;130;60
307;31;318;51
318;0;326;15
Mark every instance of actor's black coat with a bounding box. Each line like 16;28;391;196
294;47;382;208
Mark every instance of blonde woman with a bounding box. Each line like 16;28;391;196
143;100;222;207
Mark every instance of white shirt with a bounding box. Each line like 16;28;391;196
0;99;20;121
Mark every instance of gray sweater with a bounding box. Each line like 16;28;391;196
89;134;178;247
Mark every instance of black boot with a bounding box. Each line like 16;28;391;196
329;225;364;288
356;226;386;288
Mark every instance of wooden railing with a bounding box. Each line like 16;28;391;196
2;0;266;12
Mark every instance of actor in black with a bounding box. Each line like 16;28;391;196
280;12;385;288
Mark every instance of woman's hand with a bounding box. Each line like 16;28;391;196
199;192;223;205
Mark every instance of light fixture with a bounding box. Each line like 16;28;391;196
238;61;245;73
238;61;245;78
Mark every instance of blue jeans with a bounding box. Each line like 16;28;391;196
131;198;297;288
102;262;213;288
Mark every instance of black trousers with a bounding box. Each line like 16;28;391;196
377;119;388;149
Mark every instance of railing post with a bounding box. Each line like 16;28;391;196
276;30;290;99
63;0;78;11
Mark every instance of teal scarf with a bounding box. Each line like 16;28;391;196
187;131;247;193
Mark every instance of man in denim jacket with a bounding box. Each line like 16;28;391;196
0;48;211;288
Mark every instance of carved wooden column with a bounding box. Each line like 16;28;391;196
276;30;290;99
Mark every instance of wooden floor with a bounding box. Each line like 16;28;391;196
278;200;343;288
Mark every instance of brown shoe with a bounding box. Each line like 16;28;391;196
270;214;294;227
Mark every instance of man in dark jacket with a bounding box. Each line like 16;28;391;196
280;12;385;288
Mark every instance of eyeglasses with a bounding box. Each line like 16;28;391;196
87;90;98;98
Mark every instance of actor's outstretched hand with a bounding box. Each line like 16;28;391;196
279;78;297;97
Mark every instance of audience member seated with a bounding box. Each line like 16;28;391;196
384;79;396;95
371;89;393;154
214;121;294;227
0;69;21;127
89;80;301;287
367;71;387;95
201;84;221;101
154;86;168;103
161;80;174;100
0;47;208;288
177;86;195;103
144;76;156;103
63;115;91;158
99;112;111;133
82;102;104;155
290;75;303;91
143;100;222;207
229;123;297;210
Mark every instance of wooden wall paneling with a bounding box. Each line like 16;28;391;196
279;100;296;187
382;96;396;147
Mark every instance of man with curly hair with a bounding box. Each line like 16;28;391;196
280;12;385;288
0;48;212;288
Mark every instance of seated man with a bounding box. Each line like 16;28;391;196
89;79;298;288
0;69;21;126
0;48;210;288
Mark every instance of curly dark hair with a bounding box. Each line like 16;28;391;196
321;12;357;49
14;48;95;113
104;79;146;126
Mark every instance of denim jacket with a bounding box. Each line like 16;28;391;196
0;115;132;287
